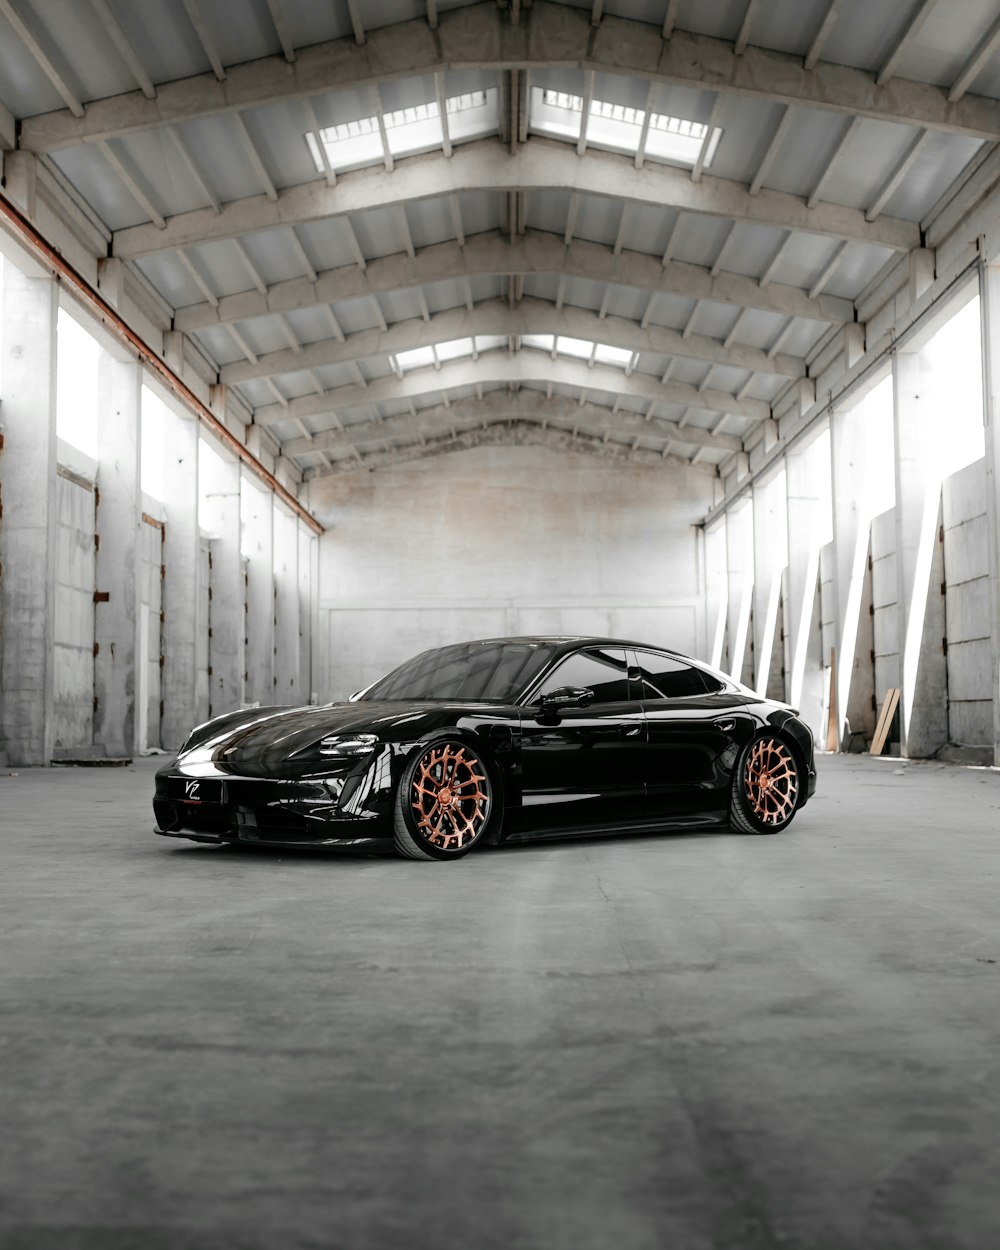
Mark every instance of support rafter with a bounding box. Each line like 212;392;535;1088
23;4;1000;152
112;139;918;261
174;231;854;338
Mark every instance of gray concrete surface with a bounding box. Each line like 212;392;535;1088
1;753;999;1250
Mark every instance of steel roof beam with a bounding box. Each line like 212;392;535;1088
749;106;794;196
174;230;853;336
98;140;165;228
219;295;806;386
734;0;760;55
19;2;1000;152
179;0;226;81
286;392;741;458
112;140;918;261
0;97;14;149
866;129;931;220
88;0;157;98
346;0;366;45
0;0;84;117
165;124;220;213
804;0;841;70
877;0;938;86
252;351;771;429
949;12;1000;102
304;422;718;478
264;0;296;62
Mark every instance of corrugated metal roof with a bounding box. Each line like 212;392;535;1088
1;0;998;477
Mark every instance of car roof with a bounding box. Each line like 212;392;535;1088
455;636;695;661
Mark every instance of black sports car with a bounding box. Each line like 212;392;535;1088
154;636;816;861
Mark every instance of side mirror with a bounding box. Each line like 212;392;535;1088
539;686;594;715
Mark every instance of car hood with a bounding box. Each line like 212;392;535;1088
178;700;506;775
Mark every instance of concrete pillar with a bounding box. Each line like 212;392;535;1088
0;263;58;766
273;501;300;704
242;474;274;707
298;525;317;703
785;437;827;738
830;402;876;748
893;348;949;758
977;257;1000;766
160;405;201;748
845;323;865;369
201;442;244;717
97;258;125;311
92;355;142;757
751;471;787;697
725;497;753;684
702;520;727;670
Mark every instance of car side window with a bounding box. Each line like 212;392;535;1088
634;651;711;699
698;670;726;694
536;648;631;704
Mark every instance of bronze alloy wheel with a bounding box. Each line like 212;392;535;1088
407;742;492;853
743;736;799;827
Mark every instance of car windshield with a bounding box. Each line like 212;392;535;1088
362;641;562;703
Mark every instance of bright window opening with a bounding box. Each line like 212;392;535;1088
394;335;500;374
593;342;633;368
306;88;498;173
57;310;101;459
394;345;437;372
522;334;634;370
522;333;555;352
435;336;475;364
141;385;168;501
922;294;985;478
530;87;721;168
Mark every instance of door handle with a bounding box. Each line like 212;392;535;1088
621;725;643;738
713;718;736;732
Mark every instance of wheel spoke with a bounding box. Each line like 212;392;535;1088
409;741;492;850
744;738;797;824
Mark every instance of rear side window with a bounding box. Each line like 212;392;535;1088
536;648;631;704
634;651;713;699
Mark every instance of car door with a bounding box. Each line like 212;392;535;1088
516;647;646;837
631;649;755;818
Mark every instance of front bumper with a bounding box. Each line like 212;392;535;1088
153;750;396;849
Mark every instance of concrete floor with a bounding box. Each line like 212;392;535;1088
1;755;999;1250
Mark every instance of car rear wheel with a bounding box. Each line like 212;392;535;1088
393;738;496;861
730;734;801;835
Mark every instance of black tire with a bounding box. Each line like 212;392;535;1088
393;737;497;861
730;733;802;835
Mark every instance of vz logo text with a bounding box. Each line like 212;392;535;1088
185;781;200;799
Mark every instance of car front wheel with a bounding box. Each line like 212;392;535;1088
729;734;801;835
393;738;496;861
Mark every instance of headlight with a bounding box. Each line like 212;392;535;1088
318;733;378;757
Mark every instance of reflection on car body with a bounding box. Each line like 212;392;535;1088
154;635;817;862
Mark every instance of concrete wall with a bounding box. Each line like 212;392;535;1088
871;507;900;742
139;514;163;750
309;445;713;701
52;469;95;750
942;457;993;747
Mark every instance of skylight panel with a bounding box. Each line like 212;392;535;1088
473;334;507;354
593;343;633;369
306;88;499;174
553;335;593;360
645;111;722;167
395;345;436;372
435;336;475;363
529;86;721;169
522;333;555;352
394;337;478;374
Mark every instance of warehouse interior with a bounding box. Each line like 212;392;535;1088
2;1;1000;1246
